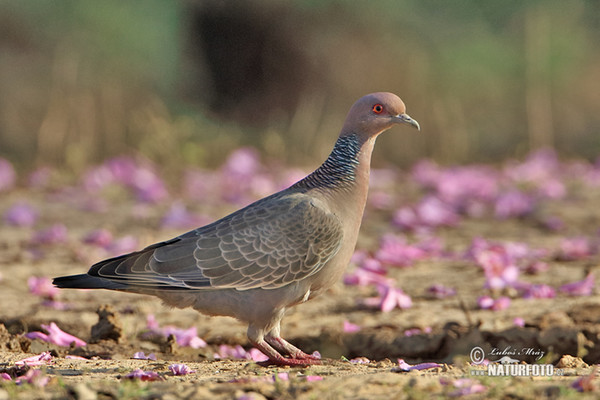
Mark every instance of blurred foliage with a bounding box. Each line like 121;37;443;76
0;0;599;173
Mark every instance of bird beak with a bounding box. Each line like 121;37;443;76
394;113;420;131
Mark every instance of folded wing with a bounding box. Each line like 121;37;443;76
87;195;343;291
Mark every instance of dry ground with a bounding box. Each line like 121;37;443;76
1;184;599;399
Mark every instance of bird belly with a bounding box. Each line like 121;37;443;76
154;282;312;325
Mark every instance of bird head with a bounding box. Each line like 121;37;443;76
341;92;420;139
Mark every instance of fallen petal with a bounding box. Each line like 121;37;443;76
169;363;195;375
247;348;269;362
82;229;114;247
15;369;49;387
448;378;488;396
349;357;371;364
305;375;323;382
571;369;597;392
15;352;53;366
125;369;163;381
273;372;289;382
343;320;361;333
4;202;38;227
28;276;59;299
426;284;456;299
133;351;157;360
41;322;87;347
31;224;69;245
560;273;595;296
394;358;442;372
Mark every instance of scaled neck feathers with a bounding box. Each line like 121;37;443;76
293;133;364;191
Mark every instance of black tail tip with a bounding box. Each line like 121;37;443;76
53;274;106;289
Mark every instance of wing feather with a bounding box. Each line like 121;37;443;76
86;193;343;291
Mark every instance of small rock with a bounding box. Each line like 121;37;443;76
555;355;588;369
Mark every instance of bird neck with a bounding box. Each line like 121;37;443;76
294;133;374;192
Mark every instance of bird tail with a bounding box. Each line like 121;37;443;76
53;274;129;290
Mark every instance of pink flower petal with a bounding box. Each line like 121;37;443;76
4;202;38;227
15;352;53;366
445;378;488;396
522;284;555;299
305;375;323;382
24;332;49;342
145;315;206;348
214;344;247;360
494;190;535;219
478;296;510;311
82;229;113;247
169;363;195;375
524;261;549;274
375;234;427;267
558;237;595;261
27;167;53;189
394;358;442;372
133;351;157;360
344;266;393;287
247;348;269;362
28;276;59;299
125;369;163;381
560;273;595;296
379;284;413;312
41;300;71;310
404;327;431;336
349;357;371;364
474;247;520;290
426;284;456;299
43;322;86;347
343;320;361;333
15;369;49;387
273;372;289;382
571;370;597;392
26;323;86;347
31;224;68;245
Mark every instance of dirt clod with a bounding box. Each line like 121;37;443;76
0;324;21;352
90;305;124;344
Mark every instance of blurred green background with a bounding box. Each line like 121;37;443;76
1;0;599;172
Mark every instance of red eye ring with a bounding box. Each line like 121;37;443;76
372;104;384;114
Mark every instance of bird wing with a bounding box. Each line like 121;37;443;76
88;194;344;291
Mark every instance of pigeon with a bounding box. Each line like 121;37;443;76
54;92;420;366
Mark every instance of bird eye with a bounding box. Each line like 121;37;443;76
372;104;384;114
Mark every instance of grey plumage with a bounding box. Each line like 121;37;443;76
54;92;420;365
